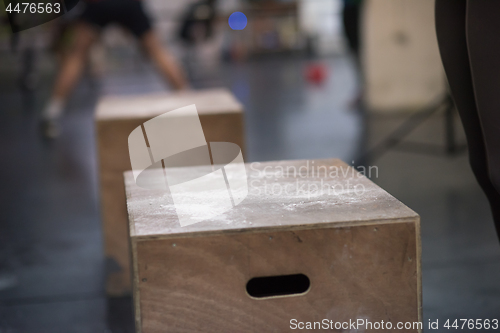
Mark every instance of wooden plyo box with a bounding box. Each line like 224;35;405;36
96;88;245;296
125;159;422;333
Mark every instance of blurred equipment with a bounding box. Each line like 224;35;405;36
244;0;303;55
178;0;217;44
178;0;218;81
363;0;446;112
298;0;344;57
228;11;248;30
95;88;245;296
342;0;363;61
125;159;421;331
304;62;328;85
342;0;364;106
359;94;466;164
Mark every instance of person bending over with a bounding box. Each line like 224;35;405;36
41;0;189;138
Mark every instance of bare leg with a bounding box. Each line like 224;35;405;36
140;31;189;90
50;22;98;103
41;23;98;138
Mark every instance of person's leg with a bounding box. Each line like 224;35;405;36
342;3;361;61
466;1;500;191
343;2;364;109
50;22;98;104
466;0;500;238
42;22;98;137
140;31;188;90
113;0;188;90
435;0;500;239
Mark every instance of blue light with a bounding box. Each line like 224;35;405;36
228;12;247;30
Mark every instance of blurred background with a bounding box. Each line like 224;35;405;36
0;0;499;332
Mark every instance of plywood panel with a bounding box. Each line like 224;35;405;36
135;223;419;332
125;159;417;239
96;88;245;295
125;158;422;332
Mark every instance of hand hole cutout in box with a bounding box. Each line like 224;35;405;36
246;274;311;299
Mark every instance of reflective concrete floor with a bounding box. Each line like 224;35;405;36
0;52;499;332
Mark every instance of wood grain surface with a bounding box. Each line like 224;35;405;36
95;88;243;120
96;88;245;295
126;158;422;332
125;159;418;239
136;223;419;332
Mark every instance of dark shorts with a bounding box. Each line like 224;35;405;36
80;0;152;38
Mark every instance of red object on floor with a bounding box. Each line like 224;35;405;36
305;63;328;85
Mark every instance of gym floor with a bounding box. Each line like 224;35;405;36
0;52;499;332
